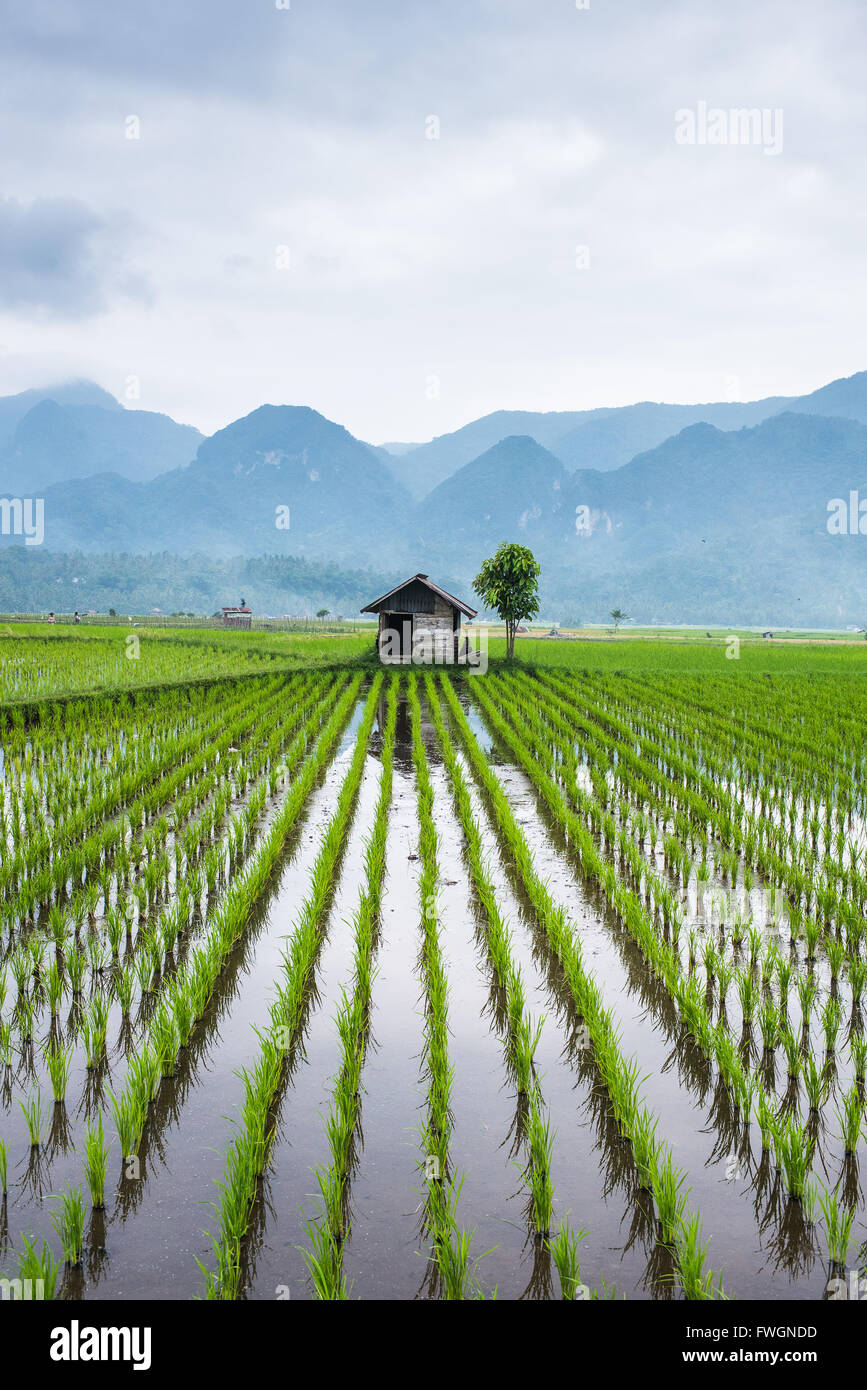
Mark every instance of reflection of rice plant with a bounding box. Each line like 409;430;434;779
0;1138;8;1196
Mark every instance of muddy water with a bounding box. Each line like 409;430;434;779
454;686;838;1299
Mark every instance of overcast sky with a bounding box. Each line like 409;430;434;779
0;0;864;443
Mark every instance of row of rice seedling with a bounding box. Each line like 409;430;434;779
1;672;302;925
406;673;488;1299
424;674;556;1241
99;674;366;1164
562;667;866;908
198;674;383;1298
0;676;360;1283
0;675;340;1082
298;675;399;1297
478;669;867;1265
469;678;805;1179
439;674;727;1298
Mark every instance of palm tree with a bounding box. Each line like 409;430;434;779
610;608;629;632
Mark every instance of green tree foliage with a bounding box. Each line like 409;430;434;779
472;542;540;659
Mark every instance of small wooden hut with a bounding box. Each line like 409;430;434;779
361;573;477;665
222;606;252;630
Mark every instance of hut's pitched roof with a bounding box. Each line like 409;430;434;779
361;573;477;619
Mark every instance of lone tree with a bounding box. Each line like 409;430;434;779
610;608;629;632
473;542;540;660
316;608;330;620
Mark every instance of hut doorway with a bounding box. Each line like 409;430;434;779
381;611;413;660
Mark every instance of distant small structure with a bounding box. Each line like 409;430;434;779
222;605;252;630
361;573;477;665
762;631;774;639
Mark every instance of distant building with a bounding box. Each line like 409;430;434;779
762;630;774;639
222;605;252;630
361;573;477;665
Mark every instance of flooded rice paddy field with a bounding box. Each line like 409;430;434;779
0;659;866;1301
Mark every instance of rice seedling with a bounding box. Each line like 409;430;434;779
522;1107;555;1236
803;1055;827;1113
838;1084;863;1154
45;958;66;1017
822;996;844;1055
113;962;135;1016
109;1086;147;1158
759;997;779;1052
774;1118;813;1201
0;1138;7;1197
654;1157;690;1245
84;1114;109;1208
14;1234;59;1300
779;1022;802;1079
18;1087;48;1147
736;969;757;1023
16;993;35;1044
44;1039;73;1103
49;1183;86;1266
846;957;867;1006
0;1020;12;1067
9;947;29;996
797;975;817;1032
818;1187;856;1267
546;1217;588;1299
66;945;86;995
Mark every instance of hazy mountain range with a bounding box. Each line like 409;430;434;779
1;371;866;624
